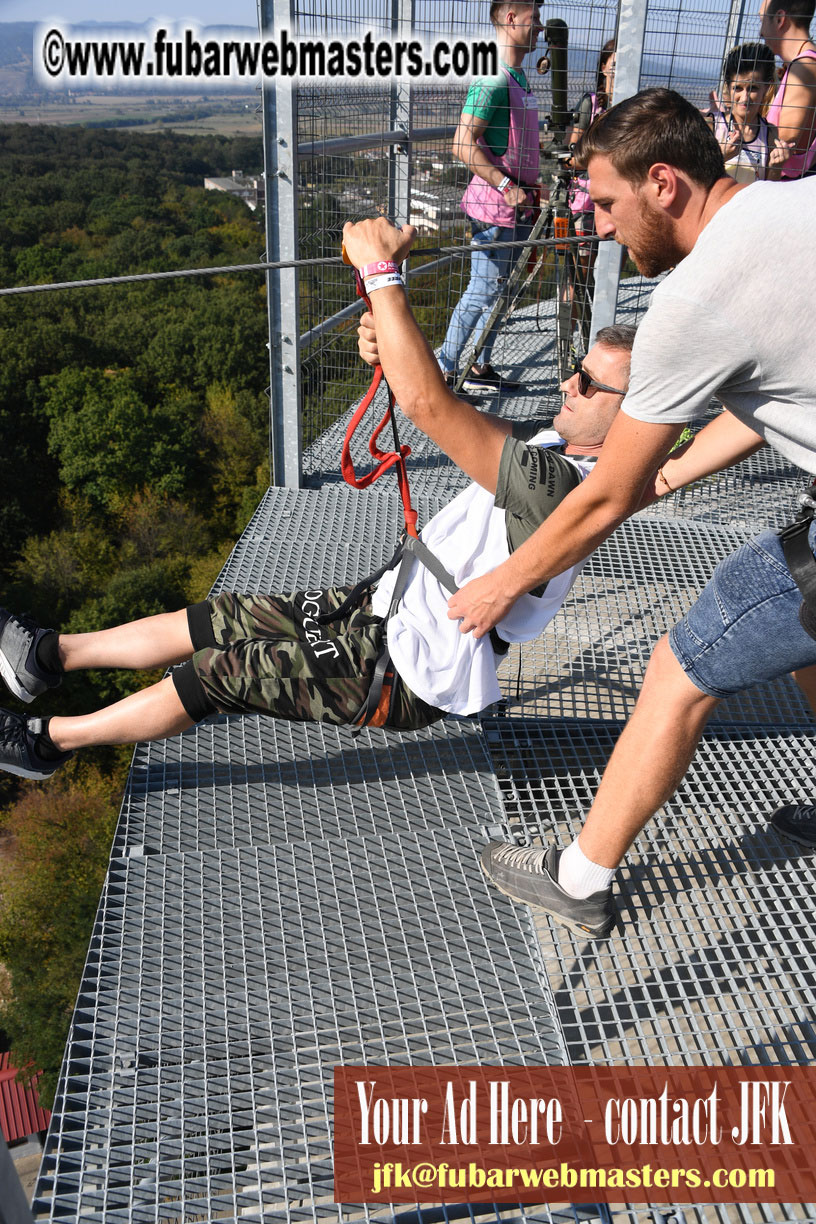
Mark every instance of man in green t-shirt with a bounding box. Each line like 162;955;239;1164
438;2;543;394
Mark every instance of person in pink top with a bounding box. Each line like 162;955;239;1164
705;42;788;181
568;40;617;243
564;38;616;341
760;0;816;177
437;1;543;393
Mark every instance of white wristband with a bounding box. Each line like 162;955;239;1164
497;174;513;195
364;272;404;294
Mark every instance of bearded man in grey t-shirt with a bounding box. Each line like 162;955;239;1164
462;88;816;935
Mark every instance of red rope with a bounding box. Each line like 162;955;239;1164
340;266;419;538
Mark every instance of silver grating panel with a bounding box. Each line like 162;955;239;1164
35;480;579;1222
34;274;816;1223
34;829;568;1224
495;518;812;725
210;486;449;593
114;717;503;856
483;717;816;1071
639;446;808;533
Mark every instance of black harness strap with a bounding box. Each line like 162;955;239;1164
779;479;816;640
317;534;509;732
402;535;509;657
314;545;403;627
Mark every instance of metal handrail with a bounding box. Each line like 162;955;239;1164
297;124;456;158
0;232;597;343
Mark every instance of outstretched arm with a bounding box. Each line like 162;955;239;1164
343;218;513;494
447;407;769;636
637;408;766;509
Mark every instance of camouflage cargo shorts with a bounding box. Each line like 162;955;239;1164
171;585;442;731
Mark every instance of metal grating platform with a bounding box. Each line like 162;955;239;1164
33;271;816;1222
483;717;816;1069
34;480;579;1223
114;717;503;856
34;830;567;1224
640;454;807;532
210;486;449;592
495;517;813;725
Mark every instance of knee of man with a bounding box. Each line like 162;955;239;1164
642;634;717;710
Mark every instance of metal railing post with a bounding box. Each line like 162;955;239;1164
388;0;414;227
725;0;749;61
588;0;649;343
260;0;302;488
0;1133;35;1224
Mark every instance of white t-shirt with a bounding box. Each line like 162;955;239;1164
370;430;595;715
621;177;816;473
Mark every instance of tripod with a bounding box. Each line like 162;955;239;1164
452;150;594;394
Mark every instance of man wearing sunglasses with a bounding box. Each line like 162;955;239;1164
572;363;628;399
0;319;634;779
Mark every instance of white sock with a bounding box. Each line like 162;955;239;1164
557;839;616;899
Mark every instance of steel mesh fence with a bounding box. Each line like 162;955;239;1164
293;0;631;481
289;0;765;484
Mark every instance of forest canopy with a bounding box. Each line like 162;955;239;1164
0;123;272;1100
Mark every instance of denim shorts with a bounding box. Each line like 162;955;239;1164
669;523;816;698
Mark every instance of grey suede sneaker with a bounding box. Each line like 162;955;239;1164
0;608;62;703
771;803;816;848
0;710;73;780
481;842;617;938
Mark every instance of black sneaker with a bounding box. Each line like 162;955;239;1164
461;364;521;392
441;372;479;404
771;803;816;848
480;842;617;938
0;710;73;780
0;608;61;703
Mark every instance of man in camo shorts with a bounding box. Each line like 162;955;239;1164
0;299;634;781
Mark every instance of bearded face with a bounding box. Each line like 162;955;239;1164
588;156;689;277
624;191;687;277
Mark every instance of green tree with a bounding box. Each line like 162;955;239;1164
200;383;268;530
43;368;197;511
0;768;119;1106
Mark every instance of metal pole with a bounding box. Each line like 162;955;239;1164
260;0;302;488
587;0;650;342
725;0;749;63
388;0;413;228
0;1133;35;1224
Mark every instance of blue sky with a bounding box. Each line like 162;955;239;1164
0;1;258;23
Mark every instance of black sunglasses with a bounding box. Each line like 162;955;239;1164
572;363;627;398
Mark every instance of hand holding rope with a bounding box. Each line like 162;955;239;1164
340;236;419;539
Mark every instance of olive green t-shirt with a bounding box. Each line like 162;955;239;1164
495;435;591;596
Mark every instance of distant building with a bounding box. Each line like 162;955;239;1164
0;1052;49;1144
409;186;463;233
203;170;265;212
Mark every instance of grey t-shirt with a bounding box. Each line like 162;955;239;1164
621;177;816;474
